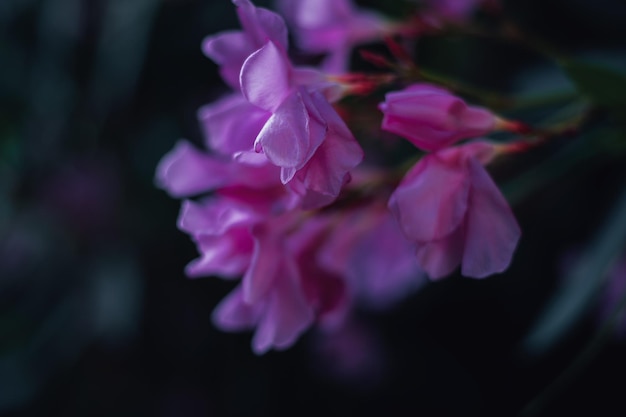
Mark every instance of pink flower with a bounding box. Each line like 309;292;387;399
241;40;363;208
202;0;288;89
212;214;349;354
388;141;520;279
319;201;425;308
276;0;393;72
379;83;496;152
155;140;282;199
177;197;260;278
197;93;270;155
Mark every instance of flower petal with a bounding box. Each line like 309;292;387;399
198;93;270;155
241;41;291;112
155;140;232;198
234;0;288;51
202;31;253;89
254;91;311;169
415;226;465;279
212;286;260;331
461;159;521;278
252;261;314;354
388;152;470;242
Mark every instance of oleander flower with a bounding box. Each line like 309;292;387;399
241;40;363;207
379;83;496;152
212;214;349;354
319;201;425;308
388;141;520;279
155;140;283;199
276;0;393;72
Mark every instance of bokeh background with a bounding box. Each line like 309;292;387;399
2;0;626;416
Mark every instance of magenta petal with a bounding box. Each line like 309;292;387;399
380;83;496;151
241;41;291;112
202;31;252;89
252;264;315;354
254;91;311;169
415;226;465;279
388;153;470;242
461;159;521;278
212;286;260;331
155;140;232;198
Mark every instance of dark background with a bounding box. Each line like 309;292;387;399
1;0;626;416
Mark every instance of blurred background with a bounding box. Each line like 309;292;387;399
1;0;626;416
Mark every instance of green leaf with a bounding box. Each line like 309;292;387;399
523;186;626;355
561;59;626;116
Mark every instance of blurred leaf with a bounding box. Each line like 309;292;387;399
523;185;626;355
561;59;626;118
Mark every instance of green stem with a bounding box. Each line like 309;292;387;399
518;281;626;417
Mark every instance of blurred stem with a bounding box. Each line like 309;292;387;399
410;67;579;111
519;273;626;417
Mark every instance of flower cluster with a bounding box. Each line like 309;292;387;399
156;0;520;353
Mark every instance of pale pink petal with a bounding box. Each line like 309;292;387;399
388;153;470;242
254;91;311;169
352;213;424;307
202;31;253;89
177;199;259;236
155;140;233;198
461;159;521;278
289;93;363;209
240;41;291;112
252;261;315;354
242;223;283;303
415;226;465;279
198;94;270;155
289;217;350;326
212;286;261;331
277;0;390;72
235;0;288;51
185;229;254;278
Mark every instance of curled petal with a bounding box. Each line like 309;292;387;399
241;41;291;112
254;90;327;172
289;92;363;209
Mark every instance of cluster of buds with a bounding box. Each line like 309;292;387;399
156;0;521;353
